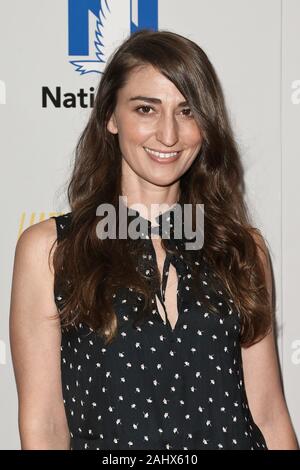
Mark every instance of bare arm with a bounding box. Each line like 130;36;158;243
9;219;70;449
241;231;299;450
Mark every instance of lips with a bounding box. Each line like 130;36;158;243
144;147;181;163
144;146;181;155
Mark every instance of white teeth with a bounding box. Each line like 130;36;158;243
144;147;179;158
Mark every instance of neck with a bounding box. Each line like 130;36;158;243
121;184;181;224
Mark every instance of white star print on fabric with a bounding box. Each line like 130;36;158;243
50;208;268;450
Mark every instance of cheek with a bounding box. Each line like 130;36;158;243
120;120;151;144
183;123;203;144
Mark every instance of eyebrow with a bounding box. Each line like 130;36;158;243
128;95;189;107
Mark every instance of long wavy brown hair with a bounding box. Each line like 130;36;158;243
50;29;273;347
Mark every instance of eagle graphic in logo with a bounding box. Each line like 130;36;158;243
69;0;158;75
70;0;125;75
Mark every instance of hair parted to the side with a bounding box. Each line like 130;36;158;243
49;29;273;347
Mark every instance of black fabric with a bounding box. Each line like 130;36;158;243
50;206;267;450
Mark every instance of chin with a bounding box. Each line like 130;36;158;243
144;175;180;187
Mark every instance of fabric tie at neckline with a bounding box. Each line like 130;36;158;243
118;198;200;251
125;202;183;240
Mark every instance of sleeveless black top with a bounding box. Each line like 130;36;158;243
51;206;267;450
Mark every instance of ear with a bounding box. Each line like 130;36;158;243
107;112;118;134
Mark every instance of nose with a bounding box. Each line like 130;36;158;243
155;112;179;148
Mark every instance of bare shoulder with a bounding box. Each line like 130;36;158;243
10;217;70;447
10;216;60;330
15;217;58;274
17;217;57;249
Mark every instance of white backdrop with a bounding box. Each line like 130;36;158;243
0;0;299;449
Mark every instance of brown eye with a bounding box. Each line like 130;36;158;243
182;108;193;117
135;105;154;114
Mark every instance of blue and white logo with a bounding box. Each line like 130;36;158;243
68;0;158;75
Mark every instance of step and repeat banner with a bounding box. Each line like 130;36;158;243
0;0;299;449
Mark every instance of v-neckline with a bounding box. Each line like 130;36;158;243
150;242;180;334
120;197;184;334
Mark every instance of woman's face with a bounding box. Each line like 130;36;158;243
107;64;203;189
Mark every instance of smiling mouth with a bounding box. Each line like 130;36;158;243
143;146;182;159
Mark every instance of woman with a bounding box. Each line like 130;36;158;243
9;29;298;450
